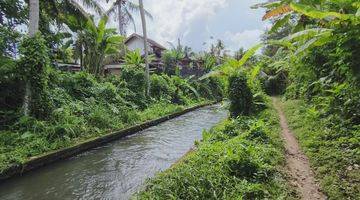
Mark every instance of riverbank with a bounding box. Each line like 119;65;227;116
0;104;227;200
0;100;217;181
1;69;225;180
136;100;297;199
282;99;359;199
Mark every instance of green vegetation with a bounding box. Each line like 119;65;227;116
136;59;295;199
283;99;359;199
136;1;359;199
0;67;223;172
254;1;360;199
228;72;253;117
137;100;296;199
1;0;359;199
0;0;226;174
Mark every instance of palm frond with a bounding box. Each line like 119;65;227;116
128;2;153;20
125;8;136;32
67;0;90;19
80;0;105;15
105;2;118;16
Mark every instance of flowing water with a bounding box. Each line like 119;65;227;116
0;104;227;200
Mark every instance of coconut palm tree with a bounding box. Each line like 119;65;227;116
23;0;39;116
139;0;150;96
105;0;152;36
28;0;39;39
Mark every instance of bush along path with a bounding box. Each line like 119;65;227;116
136;100;297;199
272;97;325;200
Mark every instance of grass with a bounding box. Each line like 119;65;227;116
135;101;297;200
282;99;360;200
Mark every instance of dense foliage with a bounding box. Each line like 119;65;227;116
255;0;360;198
19;34;51;119
228;72;253;117
0;66;223;172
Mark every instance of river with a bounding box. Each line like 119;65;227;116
0;104;227;200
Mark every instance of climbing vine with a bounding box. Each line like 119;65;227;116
18;33;51;119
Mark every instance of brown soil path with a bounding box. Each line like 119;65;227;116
272;97;326;200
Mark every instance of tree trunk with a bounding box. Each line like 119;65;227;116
0;11;3;25
139;0;150;96
117;0;127;57
80;44;84;70
117;0;124;35
29;0;39;37
23;0;39;116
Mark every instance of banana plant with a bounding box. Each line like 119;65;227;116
202;0;359;84
80;16;125;76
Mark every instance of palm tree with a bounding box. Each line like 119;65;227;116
105;0;152;36
139;0;150;96
28;0;39;41
23;0;39;116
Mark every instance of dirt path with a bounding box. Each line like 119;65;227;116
272;97;325;200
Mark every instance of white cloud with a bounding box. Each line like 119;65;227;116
102;0;266;51
223;29;263;52
143;0;229;47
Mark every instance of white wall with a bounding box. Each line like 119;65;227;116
126;38;152;55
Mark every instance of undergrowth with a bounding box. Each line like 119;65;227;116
135;101;297;200
0;69;223;173
283;99;359;200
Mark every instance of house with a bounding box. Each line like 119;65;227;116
104;33;167;75
125;33;167;57
56;63;82;72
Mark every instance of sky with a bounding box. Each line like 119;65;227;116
101;0;269;53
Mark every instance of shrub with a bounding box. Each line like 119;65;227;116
150;74;175;100
59;72;97;100
228;72;253;117
171;76;199;99
121;65;147;108
193;77;224;101
263;73;287;96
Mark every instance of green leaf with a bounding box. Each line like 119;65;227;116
250;65;261;82
294;31;333;55
104;46;119;55
267;39;295;51
106;35;124;44
237;44;263;68
97;16;108;43
285;28;332;41
270;14;291;33
251;1;282;9
85;19;97;35
290;2;351;20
